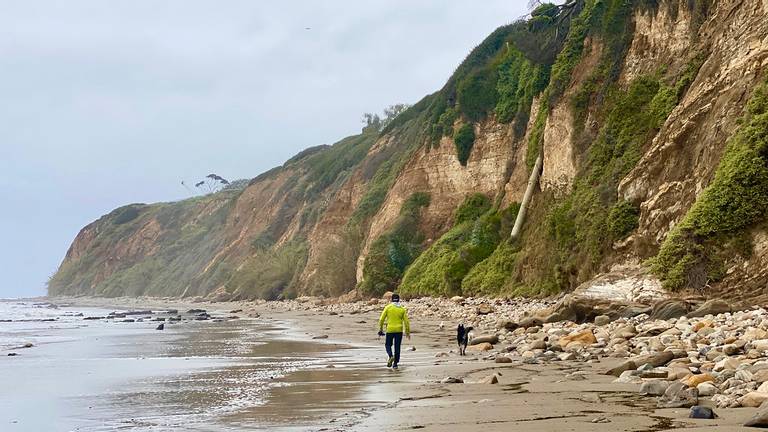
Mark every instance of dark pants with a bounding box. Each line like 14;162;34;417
385;332;403;366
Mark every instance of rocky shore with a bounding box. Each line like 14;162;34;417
245;293;768;428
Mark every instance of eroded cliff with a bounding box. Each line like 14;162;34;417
49;0;768;301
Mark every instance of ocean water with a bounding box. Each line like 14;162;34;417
0;299;391;431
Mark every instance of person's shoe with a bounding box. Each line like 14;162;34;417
392;364;398;370
387;356;394;367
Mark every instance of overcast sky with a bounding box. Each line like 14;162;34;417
0;1;530;298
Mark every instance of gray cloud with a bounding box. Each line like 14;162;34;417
0;0;528;297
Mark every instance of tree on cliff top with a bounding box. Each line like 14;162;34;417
362;103;410;132
190;173;230;194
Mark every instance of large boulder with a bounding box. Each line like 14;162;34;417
606;351;675;377
496;319;518;331
683;373;715;388
518;316;545;329
594;315;611;326
606;360;637;377
543;295;649;324
688;299;732;318
741;392;768;408
481;374;499;384
640;380;669;396
650;299;693;320
634;351;675;368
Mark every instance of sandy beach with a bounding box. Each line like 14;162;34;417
9;295;758;431
258;301;761;431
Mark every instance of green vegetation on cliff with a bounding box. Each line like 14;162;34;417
515;68;698;296
49;194;236;297
359;192;431;296
398;194;519;297
651;77;768;290
49;127;381;299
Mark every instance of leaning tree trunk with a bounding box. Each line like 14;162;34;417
511;152;543;239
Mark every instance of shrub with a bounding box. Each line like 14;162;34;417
113;206;141;225
226;240;309;300
536;71;695;293
400;203;519;297
495;48;550;127
607;200;639;240
456;67;499;122
462;241;519;296
652;77;768;290
454;123;476;166
454;193;492;225
531;3;559;18
358;192;431;296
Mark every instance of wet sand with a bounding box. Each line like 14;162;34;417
0;300;397;431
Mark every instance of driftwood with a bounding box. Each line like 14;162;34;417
511;152;543;239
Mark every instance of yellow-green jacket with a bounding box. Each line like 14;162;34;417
379;303;410;334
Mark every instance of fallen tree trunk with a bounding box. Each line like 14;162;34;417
511;152;543;239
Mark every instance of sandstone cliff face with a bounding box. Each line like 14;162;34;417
50;0;768;300
620;0;768;258
541;37;603;193
355;118;523;281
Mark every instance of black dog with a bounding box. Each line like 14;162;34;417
457;324;473;356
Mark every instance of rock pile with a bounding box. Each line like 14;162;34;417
481;303;768;412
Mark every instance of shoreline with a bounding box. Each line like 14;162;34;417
42;295;768;431
1;297;398;431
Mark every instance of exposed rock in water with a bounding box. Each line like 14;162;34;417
125;310;152;316
155;323;164;331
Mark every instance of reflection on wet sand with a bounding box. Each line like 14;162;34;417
93;318;392;431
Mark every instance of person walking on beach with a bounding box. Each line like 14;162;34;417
378;293;410;369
